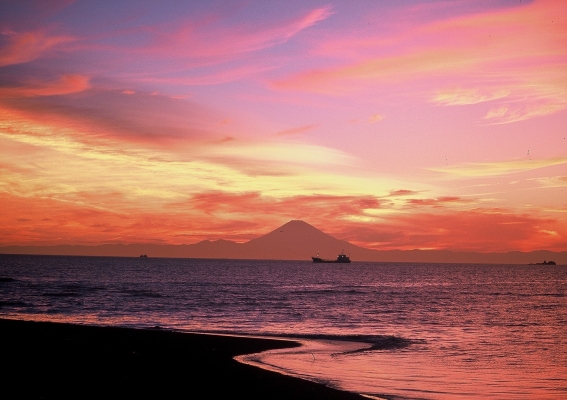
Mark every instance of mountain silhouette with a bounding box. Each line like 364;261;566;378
239;220;357;260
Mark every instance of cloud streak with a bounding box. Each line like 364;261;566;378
276;124;319;136
122;6;333;65
0;74;90;97
0;29;75;67
432;88;510;106
430;157;567;178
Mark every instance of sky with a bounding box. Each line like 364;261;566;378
0;0;566;252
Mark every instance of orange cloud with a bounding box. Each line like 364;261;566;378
1;190;370;245
185;192;383;219
405;196;472;208
164;192;390;237
388;189;419;197
0;189;267;245
3;187;562;252
343;208;566;252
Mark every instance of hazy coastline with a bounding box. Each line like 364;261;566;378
2;221;566;265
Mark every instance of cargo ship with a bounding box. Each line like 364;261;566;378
311;250;351;263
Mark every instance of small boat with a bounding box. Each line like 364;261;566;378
140;254;148;258
312;250;351;263
536;260;556;265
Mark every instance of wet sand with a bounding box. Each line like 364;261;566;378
1;318;364;399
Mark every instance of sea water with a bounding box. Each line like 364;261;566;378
0;255;565;399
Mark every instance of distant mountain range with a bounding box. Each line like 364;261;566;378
1;220;565;264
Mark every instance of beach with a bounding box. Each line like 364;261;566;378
1;318;364;399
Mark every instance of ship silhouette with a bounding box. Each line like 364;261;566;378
311;250;351;263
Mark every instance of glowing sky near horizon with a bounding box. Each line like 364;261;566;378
1;0;566;252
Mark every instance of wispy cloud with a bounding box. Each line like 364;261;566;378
532;176;567;188
0;74;90;97
276;124;319;136
430;157;567;178
206;140;357;170
137;6;333;63
272;47;473;93
432;87;509;106
388;189;419;197
405;196;473;208
368;114;384;123
214;136;234;144
484;106;508;119
0;29;75;67
483;101;567;124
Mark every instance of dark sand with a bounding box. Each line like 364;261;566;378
1;318;364;399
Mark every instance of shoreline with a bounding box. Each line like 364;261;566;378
1;318;364;399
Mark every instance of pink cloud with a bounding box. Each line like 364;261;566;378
0;88;235;148
214;136;235;144
137;63;276;86
143;6;332;62
271;0;567;121
0;29;75;67
273;48;473;93
483;100;567;124
0;74;90;97
38;6;332;90
276;124;319;136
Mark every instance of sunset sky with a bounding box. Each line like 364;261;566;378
1;0;566;252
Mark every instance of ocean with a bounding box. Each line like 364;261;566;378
1;254;565;399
